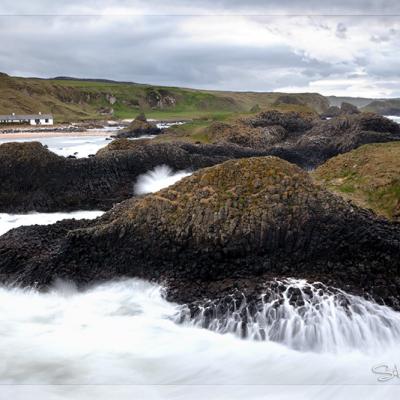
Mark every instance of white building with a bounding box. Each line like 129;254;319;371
0;112;54;126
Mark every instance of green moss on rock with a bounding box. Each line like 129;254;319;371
314;142;400;220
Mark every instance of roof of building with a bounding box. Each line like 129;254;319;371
0;114;53;120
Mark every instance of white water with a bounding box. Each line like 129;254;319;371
0;135;111;158
0;211;104;236
385;115;400;124
134;165;192;195
1;279;400;400
184;279;400;352
0;121;182;158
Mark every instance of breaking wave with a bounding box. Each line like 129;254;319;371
134;164;192;195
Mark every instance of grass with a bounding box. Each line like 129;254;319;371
314;142;400;220
0;73;329;122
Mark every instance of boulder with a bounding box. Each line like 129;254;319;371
116;113;161;138
340;101;360;114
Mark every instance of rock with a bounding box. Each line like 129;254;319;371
1;157;399;310
322;102;360;119
206;111;400;167
0;141;271;213
321;106;342;119
2;110;400;213
313;141;400;221
116;113;161;138
340;102;360;115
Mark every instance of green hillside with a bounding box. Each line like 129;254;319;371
0;72;329;122
361;99;400;116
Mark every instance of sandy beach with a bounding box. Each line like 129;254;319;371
0;129;114;140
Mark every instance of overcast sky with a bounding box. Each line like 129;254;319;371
1;1;400;97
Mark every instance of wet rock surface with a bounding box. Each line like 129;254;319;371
1;157;399;311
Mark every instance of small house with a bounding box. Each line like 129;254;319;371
0;112;54;126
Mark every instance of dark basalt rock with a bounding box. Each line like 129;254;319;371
1;157;399;310
321;102;360;119
0;141;273;213
116;113;161;138
2;110;400;213
340;101;360;115
207;111;400;167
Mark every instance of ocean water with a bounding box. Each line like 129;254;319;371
0;135;114;158
0;211;104;236
0;121;183;158
2;162;400;399
385;115;400;124
0;279;400;400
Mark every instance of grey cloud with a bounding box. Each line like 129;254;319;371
0;1;399;96
336;23;347;39
1;0;400;15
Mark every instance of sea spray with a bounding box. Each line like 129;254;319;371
134;165;192;195
179;279;400;352
0;211;104;236
1;278;400;398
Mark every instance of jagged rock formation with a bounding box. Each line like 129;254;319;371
205;111;400;167
321;102;360;118
1;157;399;310
115;114;161;138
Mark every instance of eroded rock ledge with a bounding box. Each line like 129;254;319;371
1;157;399;310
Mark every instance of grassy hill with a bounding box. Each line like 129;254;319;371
327;96;375;108
313;142;400;221
361;99;400;116
0;72;329;122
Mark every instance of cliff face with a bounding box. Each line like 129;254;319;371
1;157;399;310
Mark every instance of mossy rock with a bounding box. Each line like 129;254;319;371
314;141;400;221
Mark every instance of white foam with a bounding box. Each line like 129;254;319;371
0;279;399;399
0;211;104;236
134;165;192;195
385;115;400;124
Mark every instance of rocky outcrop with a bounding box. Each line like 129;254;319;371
321;102;360;118
1;157;400;311
314;142;400;221
0;141;273;213
340;101;360;115
206;111;400;167
2;111;399;212
116;114;161;138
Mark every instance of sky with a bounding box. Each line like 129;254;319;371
1;1;400;97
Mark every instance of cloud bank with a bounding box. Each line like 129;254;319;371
0;1;399;97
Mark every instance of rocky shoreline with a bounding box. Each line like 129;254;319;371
1;157;399;314
1;111;399;213
1;109;400;317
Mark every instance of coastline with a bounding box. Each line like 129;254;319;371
0;129;114;140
